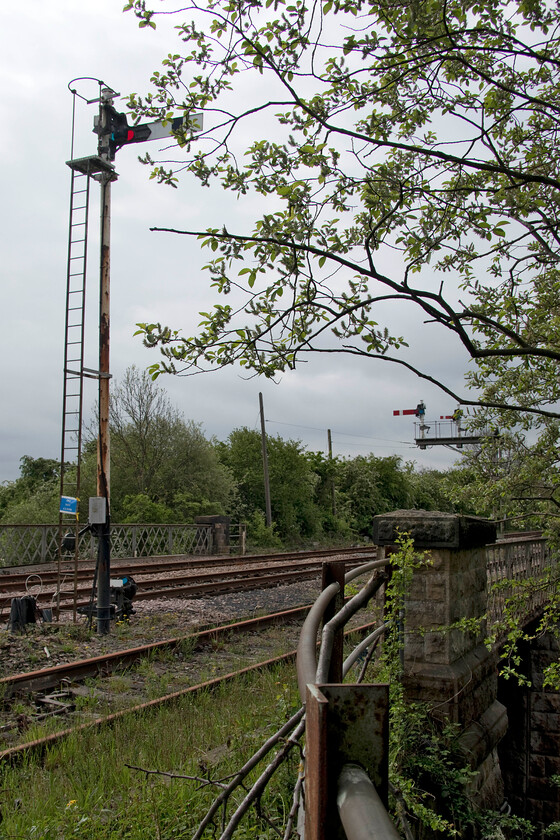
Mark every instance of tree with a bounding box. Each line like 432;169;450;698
125;0;560;431
218;427;323;540
335;454;413;534
0;457;60;524
83;366;235;521
443;422;560;537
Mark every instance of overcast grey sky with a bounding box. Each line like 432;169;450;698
0;0;475;484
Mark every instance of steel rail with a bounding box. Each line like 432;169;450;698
5;561;371;616
0;652;297;765
0;553;377;608
0;555;353;586
0;559;350;597
0;619;378;764
0;546;377;579
0;605;312;698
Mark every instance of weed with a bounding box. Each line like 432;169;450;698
0;663;299;839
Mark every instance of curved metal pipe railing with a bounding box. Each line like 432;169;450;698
296;558;389;701
337;764;401;840
296;555;401;840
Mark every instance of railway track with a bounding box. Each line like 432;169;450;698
0;605;312;698
0;546;377;612
0;604;380;764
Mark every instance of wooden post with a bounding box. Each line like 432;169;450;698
259;392;272;527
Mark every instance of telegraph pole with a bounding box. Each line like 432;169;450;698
327;429;336;518
259;393;272;528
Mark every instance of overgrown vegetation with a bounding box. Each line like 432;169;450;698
0;367;460;546
0;665;301;839
374;534;538;839
1;532;556;837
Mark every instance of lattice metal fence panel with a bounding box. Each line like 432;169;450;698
486;537;552;625
0;523;213;567
0;525;60;568
109;524;212;558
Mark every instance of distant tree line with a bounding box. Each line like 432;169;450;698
0;368;470;547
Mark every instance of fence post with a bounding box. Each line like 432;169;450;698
304;683;390;840
321;562;345;684
195;516;231;555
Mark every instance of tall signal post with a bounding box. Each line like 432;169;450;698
62;79;203;633
95;87;116;634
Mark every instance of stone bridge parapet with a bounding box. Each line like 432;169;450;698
373;510;507;812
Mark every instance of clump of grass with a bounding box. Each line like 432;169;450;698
0;663;300;839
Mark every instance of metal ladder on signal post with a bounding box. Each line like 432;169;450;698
58;154;115;618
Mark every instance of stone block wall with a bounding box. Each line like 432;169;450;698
373;510;507;812
498;624;560;826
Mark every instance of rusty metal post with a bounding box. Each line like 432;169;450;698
96;88;114;635
321;562;345;683
305;683;391;840
305;684;329;840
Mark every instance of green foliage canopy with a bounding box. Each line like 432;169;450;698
126;0;560;426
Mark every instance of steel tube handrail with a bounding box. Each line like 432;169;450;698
342;623;388;676
296;581;339;700
296;559;390;701
316;573;388;684
344;559;389;584
337;764;402;840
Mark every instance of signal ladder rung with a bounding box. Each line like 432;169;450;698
60;158;97;548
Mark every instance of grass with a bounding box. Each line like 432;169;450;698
0;663;301;840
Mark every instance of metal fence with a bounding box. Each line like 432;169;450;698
0;523;215;568
486;534;552;624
